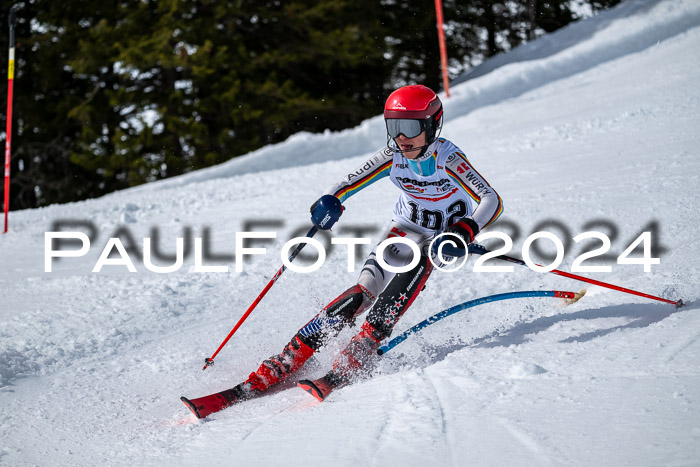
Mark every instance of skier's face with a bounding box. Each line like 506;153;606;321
394;131;426;159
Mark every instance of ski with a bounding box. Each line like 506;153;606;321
181;384;257;419
183;376;338;419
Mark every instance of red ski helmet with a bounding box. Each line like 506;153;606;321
384;85;443;144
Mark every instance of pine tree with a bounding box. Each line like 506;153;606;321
0;0;620;209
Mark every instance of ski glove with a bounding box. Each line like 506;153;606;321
432;218;479;258
310;195;344;230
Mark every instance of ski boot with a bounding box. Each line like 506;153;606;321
182;336;315;419
297;321;384;402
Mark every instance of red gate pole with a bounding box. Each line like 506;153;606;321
434;0;450;98
4;7;17;234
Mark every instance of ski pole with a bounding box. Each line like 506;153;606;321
467;243;684;308
202;225;319;370
378;290;579;355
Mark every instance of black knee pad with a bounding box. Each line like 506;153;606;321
297;284;371;350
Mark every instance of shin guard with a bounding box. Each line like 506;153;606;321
297;284;373;350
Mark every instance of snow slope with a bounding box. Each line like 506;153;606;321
1;0;700;465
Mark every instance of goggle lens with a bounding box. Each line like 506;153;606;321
386;119;424;139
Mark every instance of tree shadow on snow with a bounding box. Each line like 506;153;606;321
399;299;697;367
479;302;687;347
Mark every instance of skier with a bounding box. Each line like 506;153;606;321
182;85;503;418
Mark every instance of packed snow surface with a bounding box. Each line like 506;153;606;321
1;0;699;465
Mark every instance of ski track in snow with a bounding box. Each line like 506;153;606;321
494;416;552;465
2;0;700;465
423;370;455;465
664;321;700;364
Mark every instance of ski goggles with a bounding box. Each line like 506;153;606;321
386;118;425;139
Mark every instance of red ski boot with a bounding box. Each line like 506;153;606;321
182;336;315;419
330;321;383;379
254;335;315;390
297;322;384;402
